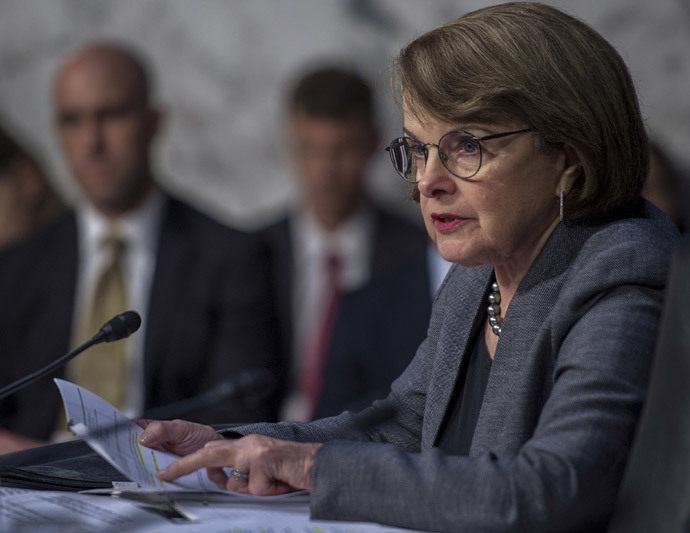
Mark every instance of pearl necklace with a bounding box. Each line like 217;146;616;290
487;281;503;336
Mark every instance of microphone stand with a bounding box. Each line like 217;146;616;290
0;310;141;402
0;338;99;401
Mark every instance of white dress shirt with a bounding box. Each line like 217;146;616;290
69;188;165;418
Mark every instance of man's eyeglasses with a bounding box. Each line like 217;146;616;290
385;128;532;183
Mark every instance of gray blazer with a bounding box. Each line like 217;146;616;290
225;204;678;533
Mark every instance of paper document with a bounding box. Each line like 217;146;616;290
0;487;173;531
53;378;306;501
0;488;414;532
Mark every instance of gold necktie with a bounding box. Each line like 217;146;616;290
71;233;129;409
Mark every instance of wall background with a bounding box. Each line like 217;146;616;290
1;0;688;229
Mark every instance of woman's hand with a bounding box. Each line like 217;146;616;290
154;433;322;495
137;419;224;455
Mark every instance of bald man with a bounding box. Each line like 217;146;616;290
0;43;282;453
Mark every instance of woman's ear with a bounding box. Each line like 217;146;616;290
556;144;582;196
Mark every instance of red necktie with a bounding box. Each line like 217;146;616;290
298;253;341;420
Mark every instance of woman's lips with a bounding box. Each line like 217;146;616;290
431;212;466;231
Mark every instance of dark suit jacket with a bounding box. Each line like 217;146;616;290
0;195;282;440
229;203;678;532
258;202;428;377
315;252;432;418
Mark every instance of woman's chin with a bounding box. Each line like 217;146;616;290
437;247;483;268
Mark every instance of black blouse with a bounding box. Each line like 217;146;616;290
437;319;493;456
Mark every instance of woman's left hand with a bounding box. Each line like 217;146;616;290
156;433;322;495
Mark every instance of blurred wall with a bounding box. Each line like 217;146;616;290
1;0;688;229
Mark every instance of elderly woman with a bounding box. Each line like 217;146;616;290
140;3;678;531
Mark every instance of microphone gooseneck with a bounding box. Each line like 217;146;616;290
0;310;142;401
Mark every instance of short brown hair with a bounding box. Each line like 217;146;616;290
289;66;374;125
394;2;648;222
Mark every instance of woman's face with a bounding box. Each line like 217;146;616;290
406;110;568;274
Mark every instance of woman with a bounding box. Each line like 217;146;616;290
140;3;678;531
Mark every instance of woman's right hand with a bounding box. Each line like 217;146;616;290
136;419;224;456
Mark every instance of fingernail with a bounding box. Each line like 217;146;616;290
139;432;151;445
156;469;167;478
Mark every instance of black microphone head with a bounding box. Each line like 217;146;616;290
94;311;142;343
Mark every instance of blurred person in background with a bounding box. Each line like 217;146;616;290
259;66;427;422
0;42;281;454
0;122;64;250
315;244;451;418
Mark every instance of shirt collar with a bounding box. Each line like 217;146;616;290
295;204;374;259
77;187;166;254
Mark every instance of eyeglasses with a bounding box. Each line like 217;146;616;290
385;128;532;183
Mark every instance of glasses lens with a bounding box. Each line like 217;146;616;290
388;137;421;182
438;131;481;178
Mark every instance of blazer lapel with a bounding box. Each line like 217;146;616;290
470;222;594;455
422;263;493;450
144;199;186;395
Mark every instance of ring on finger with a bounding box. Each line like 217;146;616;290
229;467;249;482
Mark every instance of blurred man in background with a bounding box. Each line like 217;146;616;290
0;42;281;453
259;66;427;421
316;244;451;419
0;123;64;250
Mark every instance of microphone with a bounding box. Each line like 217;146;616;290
0;311;142;401
142;368;276;420
92;310;141;344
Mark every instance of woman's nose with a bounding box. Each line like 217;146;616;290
417;148;456;198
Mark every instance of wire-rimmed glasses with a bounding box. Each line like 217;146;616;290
385;128;532;183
